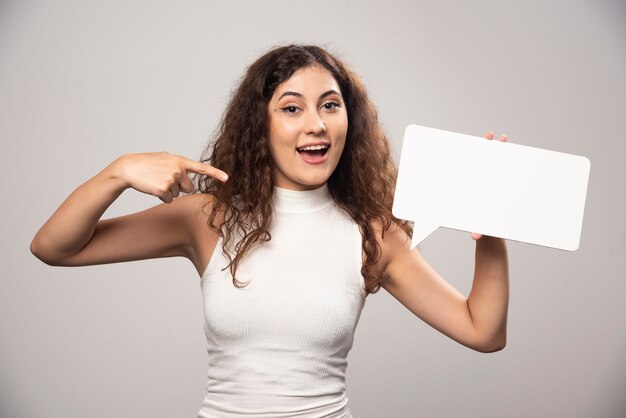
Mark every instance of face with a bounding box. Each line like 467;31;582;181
267;65;348;191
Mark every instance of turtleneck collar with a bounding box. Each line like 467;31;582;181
273;184;333;214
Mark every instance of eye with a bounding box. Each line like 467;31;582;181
321;101;341;111
281;105;301;114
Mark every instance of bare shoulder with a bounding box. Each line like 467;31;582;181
174;192;213;220
369;218;412;273
369;218;440;297
172;192;222;222
176;193;224;276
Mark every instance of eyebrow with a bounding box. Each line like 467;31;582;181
277;89;342;101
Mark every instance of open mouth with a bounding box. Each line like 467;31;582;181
296;144;330;158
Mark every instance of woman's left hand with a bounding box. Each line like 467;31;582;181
471;131;508;240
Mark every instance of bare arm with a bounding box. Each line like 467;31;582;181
30;152;228;271
467;236;509;349
380;227;509;353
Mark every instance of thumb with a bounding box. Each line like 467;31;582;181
179;173;196;194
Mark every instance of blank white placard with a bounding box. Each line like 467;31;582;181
393;125;591;250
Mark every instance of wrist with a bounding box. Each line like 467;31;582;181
100;155;132;191
476;235;507;250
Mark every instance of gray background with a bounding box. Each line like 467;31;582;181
1;0;624;417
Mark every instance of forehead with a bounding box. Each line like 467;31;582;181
272;65;341;99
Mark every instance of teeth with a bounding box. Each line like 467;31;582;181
298;144;329;151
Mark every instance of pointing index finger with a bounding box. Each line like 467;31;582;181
183;158;229;182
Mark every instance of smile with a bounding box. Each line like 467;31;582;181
296;144;330;164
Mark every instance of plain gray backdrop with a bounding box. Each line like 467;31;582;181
1;0;625;417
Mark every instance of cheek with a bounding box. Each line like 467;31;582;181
270;122;299;149
268;133;293;167
337;115;348;142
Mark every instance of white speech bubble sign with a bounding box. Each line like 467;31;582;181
393;125;591;250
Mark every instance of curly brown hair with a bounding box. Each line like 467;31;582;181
196;44;412;295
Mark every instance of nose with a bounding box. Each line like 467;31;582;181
305;111;326;136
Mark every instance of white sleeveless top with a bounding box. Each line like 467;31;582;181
198;185;366;417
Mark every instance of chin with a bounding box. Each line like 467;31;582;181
303;173;334;187
274;165;337;191
296;180;328;190
283;176;330;191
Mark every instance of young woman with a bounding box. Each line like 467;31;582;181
31;45;509;418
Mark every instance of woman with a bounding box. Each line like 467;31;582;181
31;45;508;417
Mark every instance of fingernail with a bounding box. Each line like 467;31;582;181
222;173;229;182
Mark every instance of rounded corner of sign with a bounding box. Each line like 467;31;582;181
574;154;591;171
563;240;581;252
569;241;581;252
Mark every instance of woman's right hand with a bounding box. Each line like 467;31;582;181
110;152;229;203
